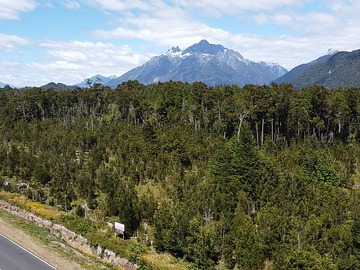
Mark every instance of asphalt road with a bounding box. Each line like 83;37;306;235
0;234;56;270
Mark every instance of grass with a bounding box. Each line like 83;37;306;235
0;207;54;241
0;191;61;220
142;251;192;270
26;200;62;220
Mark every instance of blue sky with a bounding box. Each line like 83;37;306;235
1;0;360;87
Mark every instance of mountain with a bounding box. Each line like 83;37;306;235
76;74;116;88
106;40;287;88
273;49;338;84
288;49;360;89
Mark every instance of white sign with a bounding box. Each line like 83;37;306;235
114;222;125;235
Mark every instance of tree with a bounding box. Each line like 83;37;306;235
114;177;140;237
314;150;341;187
153;200;187;256
85;78;93;88
229;194;264;269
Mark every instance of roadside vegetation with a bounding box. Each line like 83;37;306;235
0;206;117;270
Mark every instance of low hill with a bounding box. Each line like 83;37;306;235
39;82;79;91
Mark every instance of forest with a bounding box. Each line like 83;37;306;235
1;80;360;269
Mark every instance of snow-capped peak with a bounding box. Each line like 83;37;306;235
166;46;182;56
183;40;225;55
258;61;281;68
327;48;339;55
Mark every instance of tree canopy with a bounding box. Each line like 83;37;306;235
1;81;360;269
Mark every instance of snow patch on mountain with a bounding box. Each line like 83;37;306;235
165;46;182;57
327;48;339;55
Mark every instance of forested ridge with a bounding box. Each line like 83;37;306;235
1;81;360;269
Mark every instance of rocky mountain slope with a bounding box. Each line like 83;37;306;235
106;40;287;88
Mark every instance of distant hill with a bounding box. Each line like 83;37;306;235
38;82;78;91
273;49;360;89
0;82;11;88
290;49;360;89
76;74;116;88
273;50;337;84
106;40;287;88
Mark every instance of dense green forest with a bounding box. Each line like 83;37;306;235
1;81;360;269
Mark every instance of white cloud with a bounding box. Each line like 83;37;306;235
297;12;338;33
81;0;153;12
253;14;269;25
0;0;37;20
0;61;37;87
270;12;338;34
0;33;29;52
0;39;150;87
82;0;308;14
92;22;229;49
273;14;292;25
90;0;230;49
62;0;80;10
327;0;360;14
105;0;359;40
0;40;147;86
40;40;145;65
176;0;305;15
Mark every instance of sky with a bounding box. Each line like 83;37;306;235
1;0;360;87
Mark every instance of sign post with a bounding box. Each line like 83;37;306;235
114;222;125;239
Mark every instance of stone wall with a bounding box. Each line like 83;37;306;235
0;200;138;270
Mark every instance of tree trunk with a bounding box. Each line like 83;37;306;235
297;120;300;141
271;118;274;143
261;118;265;146
237;112;247;141
217;101;221;121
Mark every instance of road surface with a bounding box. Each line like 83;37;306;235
0;234;56;270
